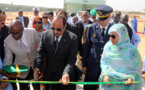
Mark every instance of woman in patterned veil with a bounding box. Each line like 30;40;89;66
99;24;142;90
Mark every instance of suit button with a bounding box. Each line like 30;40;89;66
101;48;103;50
102;41;104;43
100;54;102;56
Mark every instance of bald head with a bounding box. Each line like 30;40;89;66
122;14;129;20
10;20;23;28
57;10;68;20
112;13;120;23
121;14;129;25
10;20;24;40
116;11;121;16
82;11;89;16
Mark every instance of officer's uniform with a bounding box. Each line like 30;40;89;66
82;5;113;90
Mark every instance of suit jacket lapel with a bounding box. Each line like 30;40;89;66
88;20;93;24
52;34;55;52
11;35;28;56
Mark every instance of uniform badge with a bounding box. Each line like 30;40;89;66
93;34;96;38
96;26;98;29
98;11;102;15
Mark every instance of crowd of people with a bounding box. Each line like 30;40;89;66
0;5;143;90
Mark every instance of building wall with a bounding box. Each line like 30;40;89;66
64;0;106;5
64;0;106;13
65;4;82;13
0;4;58;12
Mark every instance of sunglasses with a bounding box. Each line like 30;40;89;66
51;27;63;31
108;35;116;39
42;17;48;19
91;17;96;19
83;15;88;17
10;31;23;35
34;21;42;24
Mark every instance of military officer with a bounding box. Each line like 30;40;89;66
82;5;113;90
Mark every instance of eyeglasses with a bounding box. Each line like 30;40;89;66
83;15;88;17
10;31;23;35
122;19;127;21
42;17;48;19
34;21;42;24
51;27;63;31
108;35;116;39
91;17;96;19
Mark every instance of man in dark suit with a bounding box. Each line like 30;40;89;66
16;10;29;28
121;14;133;41
82;5;113;90
0;10;9;61
76;11;93;41
34;15;78;90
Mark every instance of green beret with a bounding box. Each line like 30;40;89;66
90;9;97;16
2;65;29;77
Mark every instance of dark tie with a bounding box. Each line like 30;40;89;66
55;37;59;49
102;28;105;37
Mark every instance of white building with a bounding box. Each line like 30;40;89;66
64;0;106;13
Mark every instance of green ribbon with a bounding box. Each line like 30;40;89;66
0;80;144;85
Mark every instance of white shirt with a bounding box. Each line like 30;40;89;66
28;15;39;28
19;16;25;27
100;23;109;36
55;35;62;42
83;21;89;29
78;16;82;21
67;17;72;24
43;22;51;30
48;19;52;25
84;23;89;29
17;32;30;53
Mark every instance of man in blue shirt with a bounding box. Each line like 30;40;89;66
131;16;137;32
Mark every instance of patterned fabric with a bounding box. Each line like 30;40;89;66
99;24;142;90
